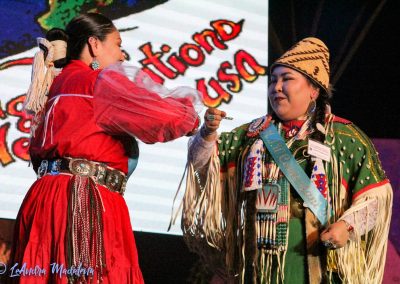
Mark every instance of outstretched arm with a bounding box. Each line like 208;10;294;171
94;67;201;143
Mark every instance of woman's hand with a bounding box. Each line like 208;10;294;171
320;220;350;249
201;108;226;141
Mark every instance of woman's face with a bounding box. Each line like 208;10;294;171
268;66;319;121
92;29;125;68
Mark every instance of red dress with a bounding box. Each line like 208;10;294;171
9;60;198;283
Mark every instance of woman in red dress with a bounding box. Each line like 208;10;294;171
8;13;200;283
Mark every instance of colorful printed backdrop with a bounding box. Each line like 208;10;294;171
0;0;269;234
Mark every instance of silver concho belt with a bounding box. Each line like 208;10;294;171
37;157;127;195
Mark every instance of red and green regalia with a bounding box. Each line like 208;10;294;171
182;113;392;284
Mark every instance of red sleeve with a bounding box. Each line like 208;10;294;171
93;69;198;144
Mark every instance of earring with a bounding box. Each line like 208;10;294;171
90;58;100;70
307;100;316;116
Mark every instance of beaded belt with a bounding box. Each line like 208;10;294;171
37;157;127;195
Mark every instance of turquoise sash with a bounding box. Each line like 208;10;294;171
259;124;328;225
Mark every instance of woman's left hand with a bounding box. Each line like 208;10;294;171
320;220;350;249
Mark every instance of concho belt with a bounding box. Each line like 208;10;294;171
37;157;127;195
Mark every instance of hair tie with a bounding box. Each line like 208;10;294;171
24;38;62;114
51;39;67;62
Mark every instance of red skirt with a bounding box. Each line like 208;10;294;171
8;173;144;283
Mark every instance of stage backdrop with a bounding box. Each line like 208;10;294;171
0;0;269;234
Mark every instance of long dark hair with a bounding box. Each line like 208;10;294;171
45;13;116;68
308;79;333;142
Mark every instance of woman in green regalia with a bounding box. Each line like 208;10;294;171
181;37;392;283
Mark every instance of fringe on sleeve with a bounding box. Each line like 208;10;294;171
329;183;393;284
181;149;240;275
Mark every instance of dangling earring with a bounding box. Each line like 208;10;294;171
307;100;316;117
90;57;100;70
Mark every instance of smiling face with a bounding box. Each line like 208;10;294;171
268;65;319;121
88;29;125;68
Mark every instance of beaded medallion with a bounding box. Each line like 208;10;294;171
247;115;272;137
256;183;280;213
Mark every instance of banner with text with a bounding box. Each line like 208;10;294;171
0;0;268;234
